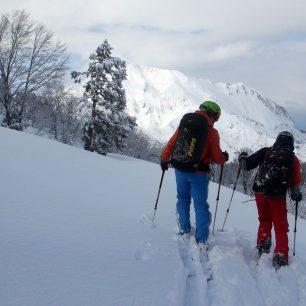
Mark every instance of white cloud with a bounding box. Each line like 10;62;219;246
205;42;254;62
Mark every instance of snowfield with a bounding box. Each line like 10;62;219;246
1;127;306;306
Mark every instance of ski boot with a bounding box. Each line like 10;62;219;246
273;253;288;269
256;238;271;255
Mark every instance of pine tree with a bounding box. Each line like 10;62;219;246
72;39;136;155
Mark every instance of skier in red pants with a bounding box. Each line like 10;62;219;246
239;131;302;268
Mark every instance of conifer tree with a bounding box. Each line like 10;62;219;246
72;40;135;155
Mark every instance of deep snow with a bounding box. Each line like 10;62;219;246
1;127;306;306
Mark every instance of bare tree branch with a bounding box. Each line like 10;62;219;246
0;9;68;130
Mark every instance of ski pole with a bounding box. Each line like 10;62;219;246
293;200;299;256
152;170;165;223
241;198;255;203
221;167;241;232
212;164;224;234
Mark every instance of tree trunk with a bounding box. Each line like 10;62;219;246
83;122;94;151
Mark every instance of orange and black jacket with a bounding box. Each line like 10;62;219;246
161;110;226;173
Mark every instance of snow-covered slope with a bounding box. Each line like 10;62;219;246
1;127;306;306
124;64;306;161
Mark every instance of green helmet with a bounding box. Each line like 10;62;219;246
199;100;221;114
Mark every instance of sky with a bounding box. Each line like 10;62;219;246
1;0;306;130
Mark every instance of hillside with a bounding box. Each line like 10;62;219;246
1;127;306;306
124;64;306;161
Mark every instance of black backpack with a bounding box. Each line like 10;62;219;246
260;146;294;196
171;113;208;172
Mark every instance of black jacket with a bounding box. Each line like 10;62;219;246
244;147;268;193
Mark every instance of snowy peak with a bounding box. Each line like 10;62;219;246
217;82;288;119
124;64;306;161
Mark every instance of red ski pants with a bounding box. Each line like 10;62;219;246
255;193;289;261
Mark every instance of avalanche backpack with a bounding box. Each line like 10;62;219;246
171;113;208;172
260;146;294;196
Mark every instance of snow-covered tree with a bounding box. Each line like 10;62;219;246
33;82;84;145
71;39;136;155
123;129;163;163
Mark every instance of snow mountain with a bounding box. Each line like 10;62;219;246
124;64;306;161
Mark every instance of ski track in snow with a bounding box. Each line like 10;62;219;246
236;230;306;306
172;228;306;306
177;236;210;306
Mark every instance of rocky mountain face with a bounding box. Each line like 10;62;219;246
124;64;306;161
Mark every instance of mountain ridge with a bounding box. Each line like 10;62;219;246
124;63;306;161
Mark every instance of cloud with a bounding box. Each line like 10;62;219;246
4;0;306;37
205;42;254;62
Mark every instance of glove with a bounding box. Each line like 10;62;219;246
160;159;169;171
291;185;302;202
238;151;248;162
223;151;229;162
291;191;302;202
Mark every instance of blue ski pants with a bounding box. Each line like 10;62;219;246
175;170;211;244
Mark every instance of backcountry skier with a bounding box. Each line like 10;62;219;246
160;101;228;252
238;131;302;268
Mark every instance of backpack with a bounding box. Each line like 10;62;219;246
171;113;208;172
260;146;294;196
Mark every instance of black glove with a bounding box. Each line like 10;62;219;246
160;160;169;171
291;191;302;202
238;151;248;162
223;151;229;162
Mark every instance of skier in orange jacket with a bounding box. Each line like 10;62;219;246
161;101;228;250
